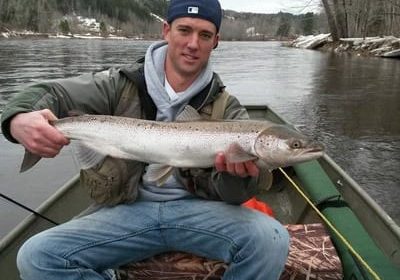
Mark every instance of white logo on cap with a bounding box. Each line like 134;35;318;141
188;6;199;14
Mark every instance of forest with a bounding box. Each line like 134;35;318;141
0;0;168;37
321;0;400;39
0;0;325;40
1;0;400;40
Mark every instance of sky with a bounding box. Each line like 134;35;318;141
218;0;322;14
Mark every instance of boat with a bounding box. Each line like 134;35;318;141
0;105;399;280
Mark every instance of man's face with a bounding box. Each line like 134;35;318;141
163;17;219;79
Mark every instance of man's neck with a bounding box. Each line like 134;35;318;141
165;71;198;93
164;57;201;93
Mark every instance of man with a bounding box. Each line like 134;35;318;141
1;0;289;279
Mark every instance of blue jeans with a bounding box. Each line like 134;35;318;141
17;198;289;280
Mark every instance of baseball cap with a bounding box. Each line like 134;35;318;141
167;0;222;32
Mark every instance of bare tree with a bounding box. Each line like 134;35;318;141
321;0;339;40
321;0;400;38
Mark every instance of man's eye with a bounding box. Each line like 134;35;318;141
178;28;189;34
200;33;212;39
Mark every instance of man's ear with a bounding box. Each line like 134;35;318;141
162;21;171;40
213;34;220;49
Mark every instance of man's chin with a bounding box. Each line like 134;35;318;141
178;65;203;78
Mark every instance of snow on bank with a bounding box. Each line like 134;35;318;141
289;33;332;49
1;30;143;40
287;34;400;58
0;15;141;40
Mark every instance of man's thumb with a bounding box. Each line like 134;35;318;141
40;109;58;121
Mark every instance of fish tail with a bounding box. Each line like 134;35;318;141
20;149;42;172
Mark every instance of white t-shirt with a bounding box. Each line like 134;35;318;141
164;77;181;101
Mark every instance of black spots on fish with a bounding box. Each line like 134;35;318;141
263;125;306;141
81;115;110;123
188;125;200;131
87;116;100;122
255;134;271;147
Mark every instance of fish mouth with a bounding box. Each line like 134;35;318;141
306;143;325;153
300;145;325;159
308;148;324;154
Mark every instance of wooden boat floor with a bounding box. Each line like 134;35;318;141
117;223;343;280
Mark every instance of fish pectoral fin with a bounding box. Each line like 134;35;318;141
264;170;273;190
143;164;174;186
176;105;203;121
20;149;42;172
73;141;106;169
225;143;257;163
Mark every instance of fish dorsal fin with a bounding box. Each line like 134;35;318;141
73;142;106;169
176;105;203;121
142;164;174;186
68;110;83;117
225;143;257;163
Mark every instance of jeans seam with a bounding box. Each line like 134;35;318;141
160;224;242;261
61;226;160;259
158;203;168;247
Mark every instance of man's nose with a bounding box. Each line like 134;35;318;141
187;34;200;50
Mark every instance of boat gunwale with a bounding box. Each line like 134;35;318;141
0;174;80;252
247;105;400;241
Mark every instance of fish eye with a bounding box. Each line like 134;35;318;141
290;139;302;149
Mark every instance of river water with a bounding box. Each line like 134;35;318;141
0;39;399;239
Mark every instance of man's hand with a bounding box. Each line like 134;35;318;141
214;152;259;178
10;109;69;158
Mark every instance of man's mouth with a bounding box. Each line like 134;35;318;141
183;53;198;61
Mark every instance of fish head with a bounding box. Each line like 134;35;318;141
254;125;325;169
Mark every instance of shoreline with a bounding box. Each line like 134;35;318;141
0;31;147;40
285;33;400;58
4;31;398;58
0;28;292;42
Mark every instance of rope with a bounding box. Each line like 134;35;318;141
278;167;381;280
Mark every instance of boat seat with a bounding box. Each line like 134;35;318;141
118;223;343;280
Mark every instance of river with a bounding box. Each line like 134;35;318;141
0;39;399;239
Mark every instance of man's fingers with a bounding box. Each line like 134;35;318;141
214;152;259;178
35;146;62;158
234;163;248;178
10;110;69;157
24;133;64;157
41;125;70;146
40;109;58;121
244;161;259;177
39;109;69;145
214;152;227;172
226;162;235;174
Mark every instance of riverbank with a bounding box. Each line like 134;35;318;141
286;33;400;58
0;30;143;40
